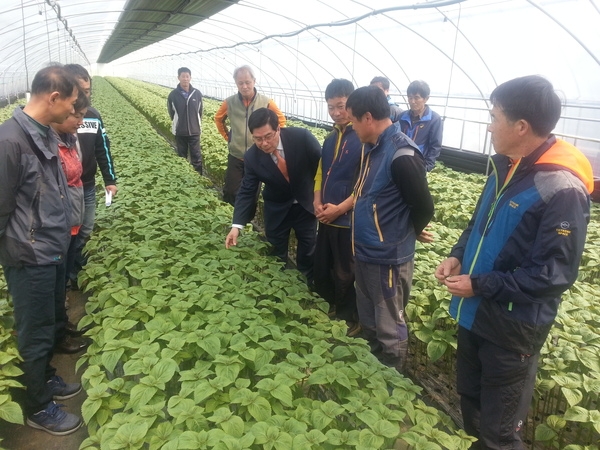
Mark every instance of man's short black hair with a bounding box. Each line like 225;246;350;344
248;108;279;133
178;67;191;76
346;85;390;121
31;65;78;98
370;76;390;91
64;64;90;82
490;75;561;137
325;79;354;101
74;89;90;113
407;80;430;98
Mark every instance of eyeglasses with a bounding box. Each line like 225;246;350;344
252;131;277;143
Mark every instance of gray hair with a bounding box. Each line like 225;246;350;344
233;65;256;81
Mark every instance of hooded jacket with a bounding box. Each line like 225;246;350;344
0;107;71;266
449;136;593;354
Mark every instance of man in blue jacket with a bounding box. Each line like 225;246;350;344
313;79;362;335
0;65;83;435
399;80;443;172
347;86;434;372
167;67;203;174
435;75;593;449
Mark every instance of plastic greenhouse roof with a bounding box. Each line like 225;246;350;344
1;0;599;168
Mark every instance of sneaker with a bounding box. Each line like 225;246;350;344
346;321;362;337
47;375;82;400
27;401;82;436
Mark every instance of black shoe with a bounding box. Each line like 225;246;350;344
54;336;89;354
346;321;362;337
327;305;337;319
65;321;92;337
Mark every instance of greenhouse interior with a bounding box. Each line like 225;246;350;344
0;1;599;449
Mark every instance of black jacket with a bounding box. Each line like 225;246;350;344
167;84;203;136
77;106;117;188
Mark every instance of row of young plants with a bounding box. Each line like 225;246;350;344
96;77;600;448
69;77;473;450
0;100;30;450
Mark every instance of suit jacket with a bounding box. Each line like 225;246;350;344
232;127;321;231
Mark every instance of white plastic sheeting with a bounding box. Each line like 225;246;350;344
1;0;599;169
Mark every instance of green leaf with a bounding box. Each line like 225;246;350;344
358;428;384;449
81;397;102;424
561;387;583;407
248;395;272;421
427;340;448;362
371;419;399;438
149;358;178;384
0;399;23;424
220;414;244;438
534;424;558;442
126;384;157;410
563;406;589;422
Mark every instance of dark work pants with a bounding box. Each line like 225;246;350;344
313;224;357;322
175;135;202;174
4;264;67;415
457;326;538;450
355;259;413;371
265;203;316;285
223;154;245;206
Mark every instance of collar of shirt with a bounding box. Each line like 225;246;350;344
270;136;284;163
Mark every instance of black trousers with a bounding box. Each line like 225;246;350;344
313;224;357;321
223;154;244;206
457;326;538;450
175;135;202;174
4;264;67;415
265;203;316;285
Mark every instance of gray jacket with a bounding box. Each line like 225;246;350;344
0;107;71;266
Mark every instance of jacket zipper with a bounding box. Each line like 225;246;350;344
373;204;384;242
455;158;521;322
322;127;345;197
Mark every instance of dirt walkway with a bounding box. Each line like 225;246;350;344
0;289;88;449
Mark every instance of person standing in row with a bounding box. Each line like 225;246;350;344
225;108;321;285
347;86;434;373
435;75;593;449
167;66;204;174
50;90;91;355
313;79;362;335
215;65;286;206
0;65;83;435
398;80;443;172
370;76;403;122
63;64;117;288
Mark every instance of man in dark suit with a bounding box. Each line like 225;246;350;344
225;108;321;284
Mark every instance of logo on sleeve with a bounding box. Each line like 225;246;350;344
556;221;571;236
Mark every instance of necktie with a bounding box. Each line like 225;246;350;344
274;149;289;182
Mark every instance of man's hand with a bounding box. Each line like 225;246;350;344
316;203;343;224
444;275;475;298
434;257;461;283
105;185;118;196
313;200;324;217
225;227;240;249
417;228;434;244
